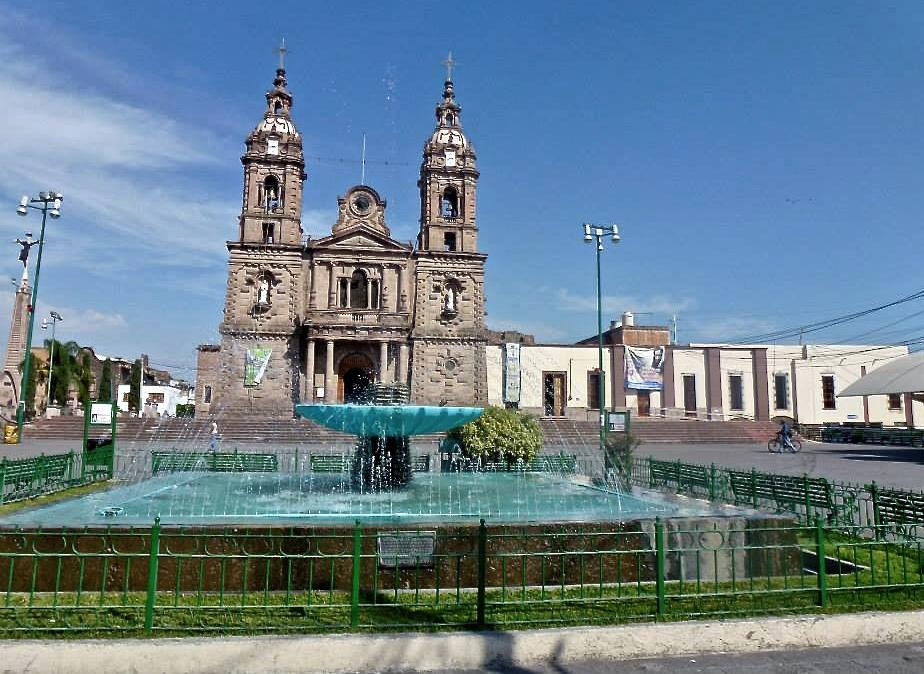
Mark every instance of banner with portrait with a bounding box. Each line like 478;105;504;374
244;347;272;387
624;345;665;391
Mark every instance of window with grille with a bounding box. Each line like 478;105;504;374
822;375;836;410
729;374;744;411
774;374;789;410
888;393;902;410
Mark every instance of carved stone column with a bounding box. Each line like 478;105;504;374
379;341;389;383
324;339;335;402
305;338;316;401
327;263;336;309
309;261;318;309
397;343;409;385
397;265;408;312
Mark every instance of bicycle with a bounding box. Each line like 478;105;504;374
768;433;802;453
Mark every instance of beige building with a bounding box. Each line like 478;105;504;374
198;59;487;415
486;312;921;426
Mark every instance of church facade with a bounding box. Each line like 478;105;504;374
199;59;488;414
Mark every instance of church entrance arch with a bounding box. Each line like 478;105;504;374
337;353;374;403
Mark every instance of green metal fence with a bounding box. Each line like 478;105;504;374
1;516;923;637
633;457;924;542
0;446;114;505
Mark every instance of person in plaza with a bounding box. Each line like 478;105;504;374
778;419;793;449
209;420;219;451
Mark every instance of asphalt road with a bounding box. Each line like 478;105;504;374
399;642;924;673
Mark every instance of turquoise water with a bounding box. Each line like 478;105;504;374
0;472;702;527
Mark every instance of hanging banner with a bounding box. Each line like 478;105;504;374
625;346;665;391
244;347;272;387
503;343;521;403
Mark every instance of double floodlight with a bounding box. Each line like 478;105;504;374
17;192;63;218
582;223;620;244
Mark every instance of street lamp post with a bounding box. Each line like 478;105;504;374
41;311;63;416
15;191;63;437
582;223;620;460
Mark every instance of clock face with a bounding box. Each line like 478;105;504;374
351;194;372;216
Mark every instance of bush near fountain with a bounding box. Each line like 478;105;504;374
448;406;543;469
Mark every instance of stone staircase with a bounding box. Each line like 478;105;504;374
22;415;778;446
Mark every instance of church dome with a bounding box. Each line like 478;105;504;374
257;115;298;137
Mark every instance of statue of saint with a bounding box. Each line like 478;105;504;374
15;234;38;269
444;286;456;313
258;277;270;305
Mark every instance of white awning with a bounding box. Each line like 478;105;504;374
837;351;924;397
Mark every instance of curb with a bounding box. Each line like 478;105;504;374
1;610;923;673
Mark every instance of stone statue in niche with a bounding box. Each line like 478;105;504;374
443;283;458;315
258;277;270;305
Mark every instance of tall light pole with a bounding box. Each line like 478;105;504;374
15;191;63;437
583;223;620;458
41;310;63;416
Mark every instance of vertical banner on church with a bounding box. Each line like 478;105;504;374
625;346;665;391
244;347;272;387
503;343;522;403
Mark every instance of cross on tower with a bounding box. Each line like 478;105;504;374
442;51;456;81
277;38;287;70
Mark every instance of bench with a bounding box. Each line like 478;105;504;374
649;459;712;496
870;484;924;539
152;451;278;474
480;453;578;473
309;454;351;473
0;453;78;503
728;469;835;521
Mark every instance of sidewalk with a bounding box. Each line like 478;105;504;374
1;610;922;673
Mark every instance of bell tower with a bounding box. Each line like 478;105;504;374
410;55;488;406
215;42;307;414
417;53;480;254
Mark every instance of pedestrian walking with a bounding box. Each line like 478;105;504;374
210;420;219;451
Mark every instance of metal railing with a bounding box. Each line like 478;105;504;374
0;446;114;505
1;517;922;637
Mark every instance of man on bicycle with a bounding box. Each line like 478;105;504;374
778;420;794;450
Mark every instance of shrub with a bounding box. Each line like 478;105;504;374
450;406;543;465
604;432;640;486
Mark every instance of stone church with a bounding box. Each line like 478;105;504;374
197;57;488;415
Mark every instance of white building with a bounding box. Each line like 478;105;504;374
486;314;921;426
117;383;191;417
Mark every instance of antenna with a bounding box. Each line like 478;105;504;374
361;133;367;185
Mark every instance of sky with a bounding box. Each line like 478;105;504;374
1;1;923;381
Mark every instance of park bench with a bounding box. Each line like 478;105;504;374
480;453;577;473
0;453;78;503
152;451;278;474
869;484;924;539
727;469;835;521
310;454;351;473
648;459;712;496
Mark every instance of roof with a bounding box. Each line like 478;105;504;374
837;351;924;397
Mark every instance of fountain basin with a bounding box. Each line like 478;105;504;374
294;404;483;437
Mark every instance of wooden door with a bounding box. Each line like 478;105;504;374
543;372;567;417
637;390;651;417
683;374;697;417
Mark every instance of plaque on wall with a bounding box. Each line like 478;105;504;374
376;531;436;568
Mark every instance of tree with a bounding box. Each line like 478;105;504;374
128;359;142;412
603;431;640;487
449;406;544;466
44;340;93;407
98;359;112;402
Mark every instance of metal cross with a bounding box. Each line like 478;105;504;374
442;51;456;81
278;38;287;70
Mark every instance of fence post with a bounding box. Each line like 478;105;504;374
144;516;162;634
869;481;881;540
110;401;118;478
750;468;758;508
708;464;717;501
82;399;91;455
476;518;487;629
350;520;361;628
647;456;654;488
654;517;666;619
802;474;811;524
815;518;828;608
0;457;6;505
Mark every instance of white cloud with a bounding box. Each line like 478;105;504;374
555;288;695;316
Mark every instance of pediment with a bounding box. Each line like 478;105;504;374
311;225;410;252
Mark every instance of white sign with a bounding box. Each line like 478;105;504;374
625;346;665;391
90;402;112;425
503;343;521;403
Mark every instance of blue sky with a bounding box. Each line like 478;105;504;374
1;1;923;380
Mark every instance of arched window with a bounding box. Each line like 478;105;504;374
349;270;369;309
263;176;281;212
446;113;455;126
274;100;283;115
441;187;459;219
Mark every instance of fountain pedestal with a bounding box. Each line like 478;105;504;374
352;436;412;491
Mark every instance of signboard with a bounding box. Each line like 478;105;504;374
244;347;272;387
90;402;113;425
607;410;630;433
625;346;665;391
377;531;436;568
503;343;522;403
